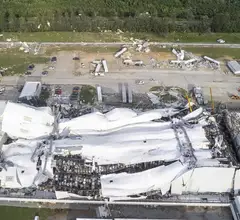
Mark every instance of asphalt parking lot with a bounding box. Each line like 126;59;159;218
0;86;20;101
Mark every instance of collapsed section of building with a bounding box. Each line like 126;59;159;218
0;102;239;202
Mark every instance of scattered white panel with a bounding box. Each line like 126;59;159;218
0;140;52;188
147;93;160;104
183;107;203;121
171;167;235;195
101;161;187;198
187;167;235;193
234;169;240;195
185;125;210;149
55;191;91;200
171;169;193;195
55;191;69;199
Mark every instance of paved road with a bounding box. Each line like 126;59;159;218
0;69;238;102
0;41;240;48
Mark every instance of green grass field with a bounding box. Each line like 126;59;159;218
0;206;63;220
0;48;48;75
45;45;119;55
150;46;240;59
1;32;240;43
181;47;240;59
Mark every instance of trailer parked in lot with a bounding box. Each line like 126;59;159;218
114;47;128;58
102;59;108;73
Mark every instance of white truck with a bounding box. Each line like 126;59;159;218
123;59;144;66
217;39;225;44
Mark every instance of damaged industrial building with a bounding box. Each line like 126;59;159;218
0;100;239;204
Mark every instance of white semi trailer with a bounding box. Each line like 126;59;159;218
102;59;108;73
114;47;128;58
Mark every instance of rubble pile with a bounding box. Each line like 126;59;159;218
38;154;177;198
168;49;221;71
60;104;92;119
113;39;150;67
224;111;240;160
40;155;101;197
3;37;42;54
132;39;150;53
148;86;188;107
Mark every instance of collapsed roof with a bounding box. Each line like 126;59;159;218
0;102;238;201
2;102;54;139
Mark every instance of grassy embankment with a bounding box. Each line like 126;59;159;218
0;206;66;220
0;32;240;43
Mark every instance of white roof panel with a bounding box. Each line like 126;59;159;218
234;169;240;195
101;161;187;198
2;102;54;139
171;167;235;194
0;141;52;188
59;108;179;135
227;61;240;75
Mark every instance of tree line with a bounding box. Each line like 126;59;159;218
0;0;240;33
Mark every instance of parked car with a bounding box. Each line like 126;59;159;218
25;71;32;75
72;86;80;94
0;87;5;94
48;66;55;70
73;57;80;60
70;86;80;100
217;39;225;44
42;71;48;75
135;80;145;85
55;86;62;95
28;64;35;70
50;56;57;62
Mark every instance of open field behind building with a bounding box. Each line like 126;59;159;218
0;205;233;220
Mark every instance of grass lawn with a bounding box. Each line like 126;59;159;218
0;206;62;220
0;48;49;75
45;45;119;55
150;46;240;59
0;32;240;43
181;47;240;59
